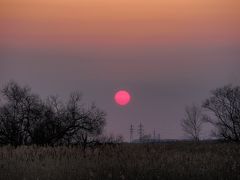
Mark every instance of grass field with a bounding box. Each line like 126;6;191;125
0;142;239;180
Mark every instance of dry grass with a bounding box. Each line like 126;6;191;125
0;142;240;180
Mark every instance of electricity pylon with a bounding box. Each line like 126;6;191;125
138;122;144;142
129;124;134;143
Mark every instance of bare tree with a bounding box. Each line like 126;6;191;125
0;81;42;146
67;103;106;150
181;104;204;141
0;81;107;146
30;95;66;145
203;85;240;142
38;93;106;146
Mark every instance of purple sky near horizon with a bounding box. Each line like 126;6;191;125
1;45;239;140
1;0;240;140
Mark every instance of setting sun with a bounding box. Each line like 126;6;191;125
114;90;131;106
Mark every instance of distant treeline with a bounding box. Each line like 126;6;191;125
0;81;108;147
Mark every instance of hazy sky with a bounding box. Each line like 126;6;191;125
1;0;240;140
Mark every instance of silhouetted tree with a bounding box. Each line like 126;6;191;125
0;81;106;146
0;81;43;146
30;95;66;145
60;92;105;145
181;104;204;141
203;85;240;142
64;101;106;148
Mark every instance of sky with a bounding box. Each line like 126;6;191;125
0;0;240;140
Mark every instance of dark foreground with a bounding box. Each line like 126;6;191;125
0;142;240;180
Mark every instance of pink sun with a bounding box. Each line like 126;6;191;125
114;90;131;106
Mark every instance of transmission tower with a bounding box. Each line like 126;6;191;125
153;129;156;142
138;122;144;142
129;124;134;143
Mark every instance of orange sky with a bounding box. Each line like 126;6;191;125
1;0;240;48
